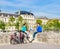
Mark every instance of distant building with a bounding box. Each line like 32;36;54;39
35;16;48;24
0;10;36;31
15;10;36;28
36;16;60;25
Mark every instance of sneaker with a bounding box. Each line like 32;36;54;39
29;39;34;43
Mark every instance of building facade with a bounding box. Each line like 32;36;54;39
35;16;48;25
15;10;36;29
0;10;36;31
36;16;60;25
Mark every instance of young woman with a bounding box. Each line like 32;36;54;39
20;23;30;42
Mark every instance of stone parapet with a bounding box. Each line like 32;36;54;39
0;31;60;45
37;31;60;45
0;33;10;45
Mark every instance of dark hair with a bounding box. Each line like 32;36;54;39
37;23;40;25
23;23;26;25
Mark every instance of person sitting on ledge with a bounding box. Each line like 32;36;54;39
30;23;42;43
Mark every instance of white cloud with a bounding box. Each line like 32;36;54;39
31;3;60;18
0;0;60;18
0;0;29;7
34;12;60;18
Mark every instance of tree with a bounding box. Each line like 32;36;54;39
45;19;60;32
15;21;19;30
0;20;5;31
18;16;23;23
9;16;15;26
43;24;50;31
9;16;15;22
17;16;23;30
47;19;53;27
43;19;54;31
36;19;42;25
58;22;60;31
52;19;60;31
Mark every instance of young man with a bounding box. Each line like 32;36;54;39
30;23;42;43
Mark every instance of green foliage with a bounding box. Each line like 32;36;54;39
43;19;60;31
36;19;42;25
9;16;15;22
0;20;5;30
9;16;15;26
15;21;19;30
43;25;49;31
18;16;23;23
16;16;23;30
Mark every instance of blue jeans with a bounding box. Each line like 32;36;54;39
33;32;41;39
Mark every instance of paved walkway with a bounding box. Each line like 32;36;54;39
0;43;60;49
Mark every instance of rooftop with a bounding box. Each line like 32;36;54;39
15;11;34;15
0;12;19;16
0;10;34;16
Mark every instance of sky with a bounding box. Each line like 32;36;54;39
0;0;60;18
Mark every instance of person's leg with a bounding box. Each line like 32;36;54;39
21;35;25;44
21;31;30;42
22;31;29;40
21;31;27;35
30;32;38;43
22;37;24;43
33;32;38;39
20;38;22;44
24;31;28;35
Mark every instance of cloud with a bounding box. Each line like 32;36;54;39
0;0;60;18
0;0;24;7
31;2;60;18
34;12;60;18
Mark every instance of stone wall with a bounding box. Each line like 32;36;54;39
37;31;60;45
0;33;10;45
0;31;60;45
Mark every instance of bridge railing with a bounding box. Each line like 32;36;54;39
0;31;60;45
37;31;60;45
